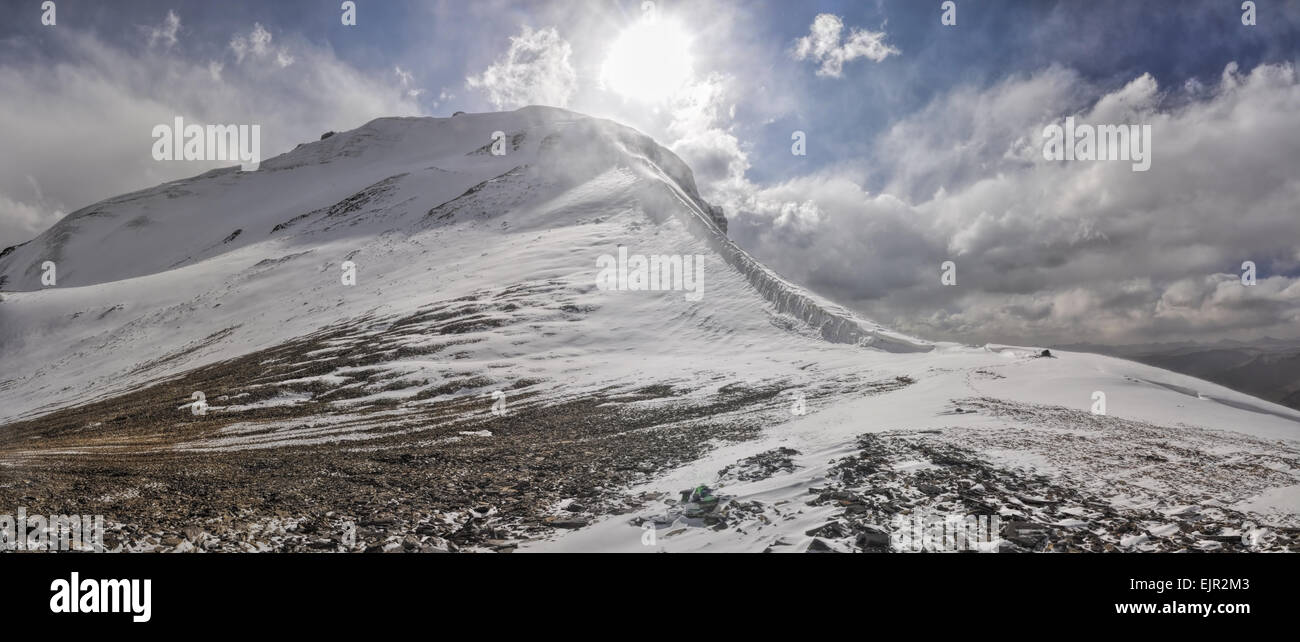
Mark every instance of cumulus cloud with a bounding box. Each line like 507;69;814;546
731;62;1300;344
0;12;421;247
665;73;750;197
466;26;577;109
791;14;898;78
730;174;943;299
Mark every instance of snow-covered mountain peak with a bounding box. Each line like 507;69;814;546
0;107;932;421
0;107;725;290
1;108;1298;554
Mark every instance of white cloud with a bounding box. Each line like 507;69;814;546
666;73;749;197
466;26;576;109
0;14;421;246
730;62;1300;344
395;66;414;87
0;177;65;248
791;14;898;78
395;65;424;98
230;23;292;67
146;10;181;49
433;88;454;109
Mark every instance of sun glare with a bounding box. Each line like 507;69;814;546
600;17;694;102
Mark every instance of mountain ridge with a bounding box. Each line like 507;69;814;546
0;107;1297;554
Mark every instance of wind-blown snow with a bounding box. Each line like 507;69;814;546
0;106;926;421
1;106;1296;553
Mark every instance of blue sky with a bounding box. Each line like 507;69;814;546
6;1;1291;182
2;0;1299;345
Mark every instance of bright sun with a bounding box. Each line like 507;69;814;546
600;17;694;102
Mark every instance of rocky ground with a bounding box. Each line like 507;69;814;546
0;369;788;553
0;291;909;552
3;290;1295;553
781;398;1298;552
610;398;1300;553
800;429;1296;552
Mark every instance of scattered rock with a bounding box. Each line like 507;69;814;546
544;516;588;529
855;525;891;550
805;538;836;553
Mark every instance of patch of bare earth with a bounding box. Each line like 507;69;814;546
0;286;912;553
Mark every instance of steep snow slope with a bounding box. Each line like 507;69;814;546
0;106;922;422
0;107;1296;553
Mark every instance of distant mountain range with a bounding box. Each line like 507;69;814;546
1060;339;1300;410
